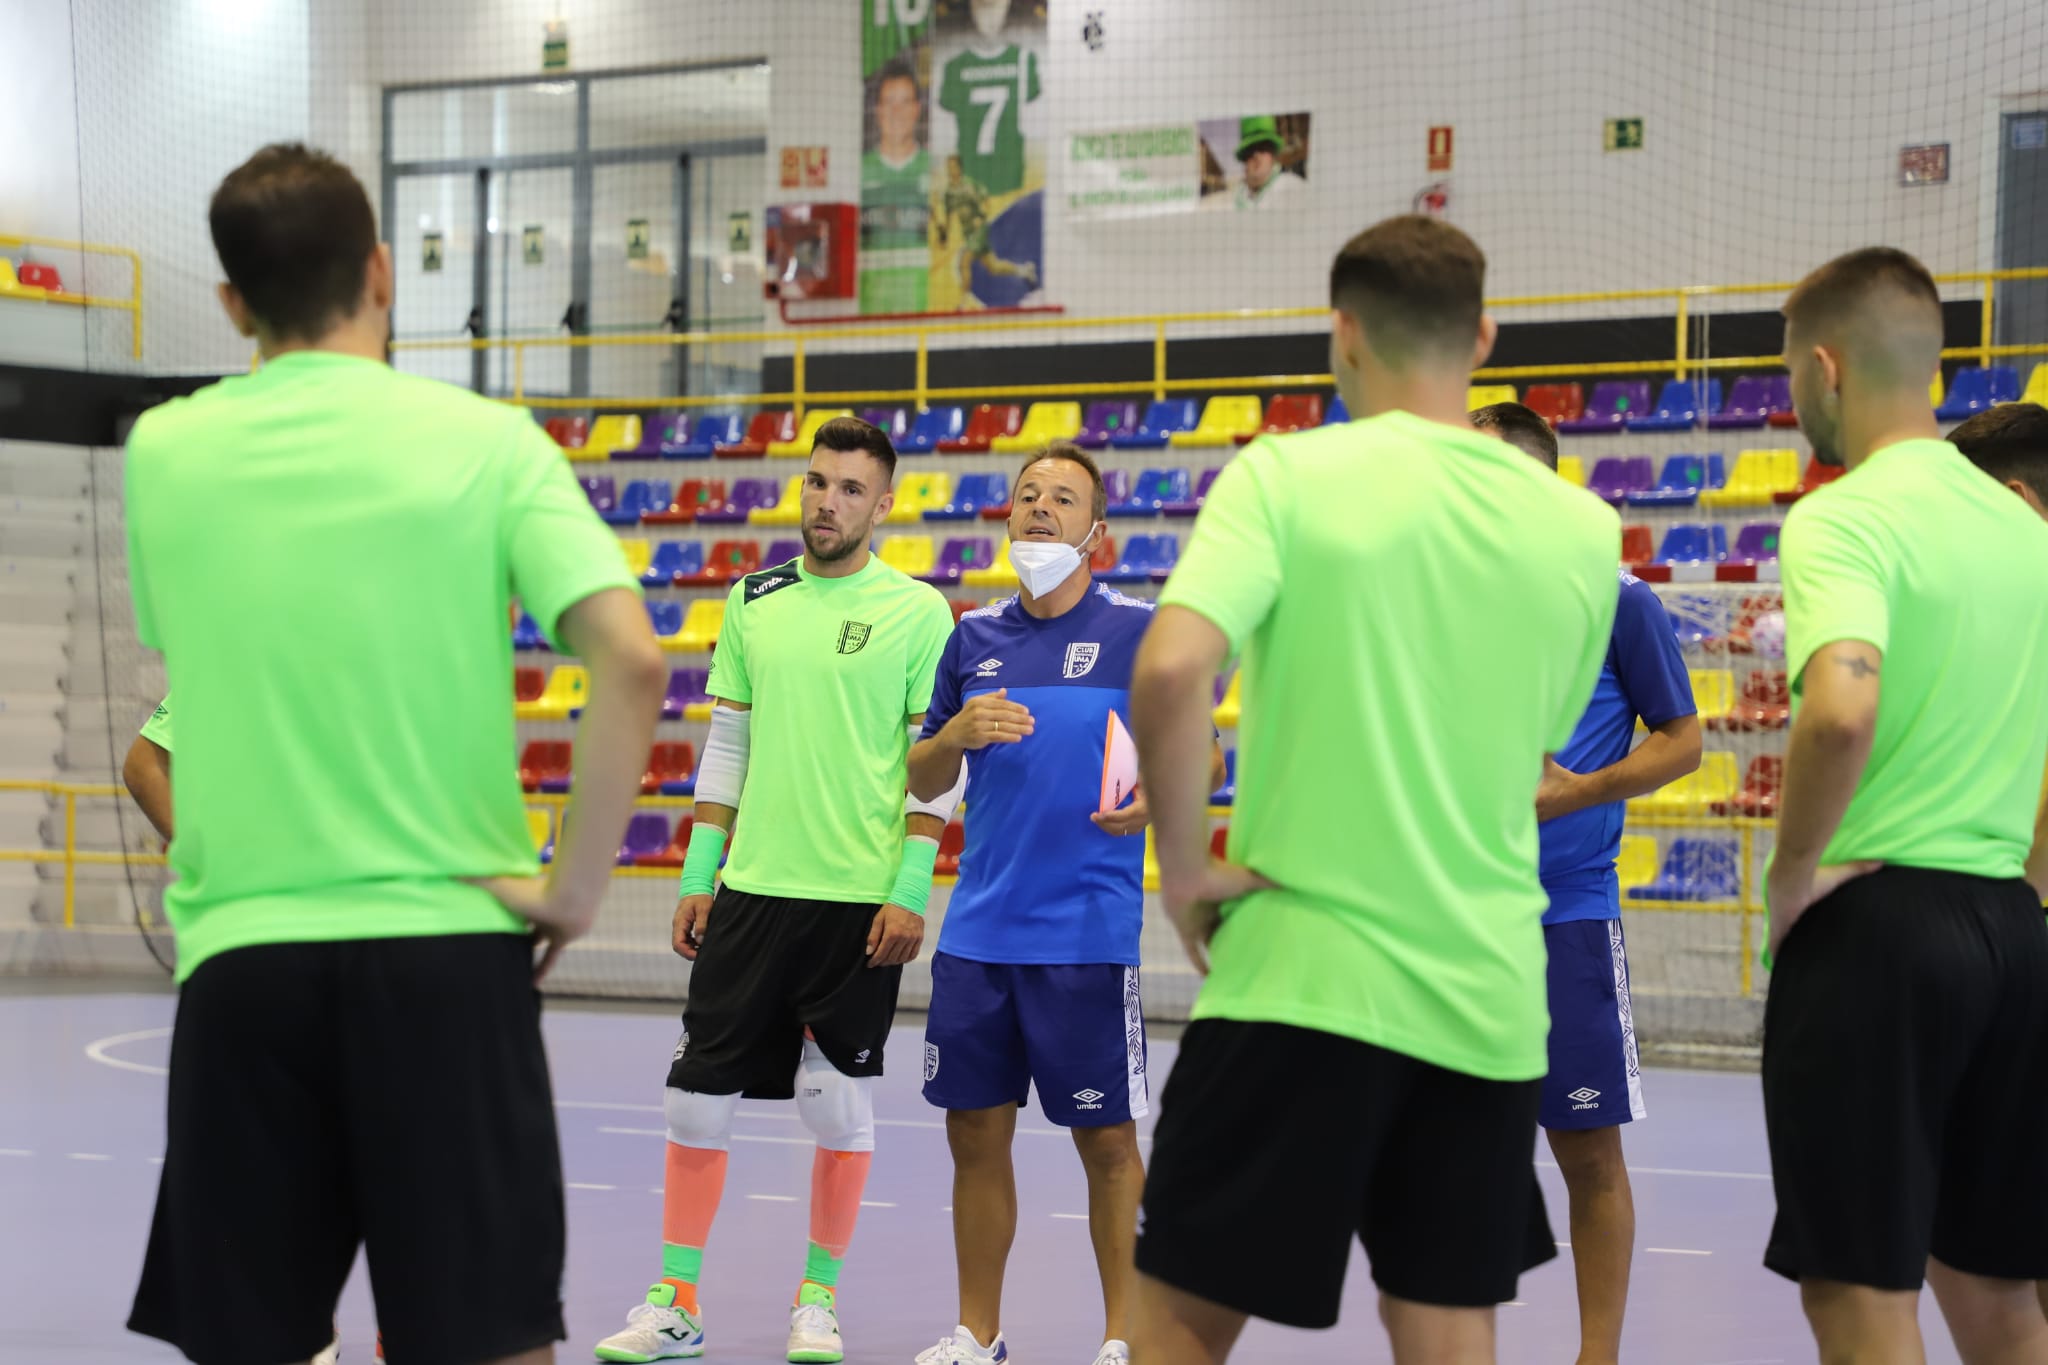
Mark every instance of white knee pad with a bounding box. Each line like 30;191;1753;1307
664;1086;739;1152
794;1039;875;1152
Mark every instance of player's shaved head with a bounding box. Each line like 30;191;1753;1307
1782;247;1944;385
1329;215;1487;368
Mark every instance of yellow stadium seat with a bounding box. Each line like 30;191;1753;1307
573;415;640;462
526;809;552;856
1467;384;1518;411
1929;372;1945;410
961;539;1019;588
1213;672;1242;729
1629;750;1738;818
990;401;1084;454
619;539;653;579
515;666;587;721
684;698;715;722
751;475;808;526
1556;455;1587;488
1615;834;1658;891
2022;363;2048;408
1688;668;1733;727
768;409;853;458
888;471;953;523
675;600;725;653
880;535;936;578
1142;828;1161;892
1701;449;1798;507
1170;395;1264;447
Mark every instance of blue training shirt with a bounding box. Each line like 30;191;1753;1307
922;583;1155;966
1538;572;1696;925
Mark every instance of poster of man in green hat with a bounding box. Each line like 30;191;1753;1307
1198;112;1310;211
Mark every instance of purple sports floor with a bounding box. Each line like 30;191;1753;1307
1;986;1970;1363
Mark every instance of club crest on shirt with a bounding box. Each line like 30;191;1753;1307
836;619;873;655
1063;642;1101;678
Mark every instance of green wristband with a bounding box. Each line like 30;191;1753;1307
677;822;728;898
886;836;940;917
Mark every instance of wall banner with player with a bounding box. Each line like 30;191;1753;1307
860;0;935;313
1065;111;1312;221
926;0;1047;311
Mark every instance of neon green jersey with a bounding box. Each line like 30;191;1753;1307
862;148;931;251
1780;438;2048;878
707;554;954;903
140;694;173;750
126;351;639;982
1157;413;1619;1081
938;41;1040;196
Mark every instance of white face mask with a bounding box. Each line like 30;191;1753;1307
1010;538;1086;598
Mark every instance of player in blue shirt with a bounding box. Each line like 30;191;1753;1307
908;445;1224;1365
1474;402;1701;1365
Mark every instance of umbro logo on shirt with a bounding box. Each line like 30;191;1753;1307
975;658;1004;677
750;574;795;597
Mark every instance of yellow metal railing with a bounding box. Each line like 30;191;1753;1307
389;268;2048;413
0;233;145;358
0;779;166;928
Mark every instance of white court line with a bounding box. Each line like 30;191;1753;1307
568;1182;617;1191
0;1149;33;1157
83;1026;172;1077
747;1194;799;1203
1051;1213;1088;1221
1645;1247;1713;1256
861;1201;896;1208
66;1153;112;1162
1537;1159;1768;1182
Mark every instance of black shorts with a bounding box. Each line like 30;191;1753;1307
128;933;565;1365
668;886;901;1098
1136;1020;1555;1327
1762;866;2048;1289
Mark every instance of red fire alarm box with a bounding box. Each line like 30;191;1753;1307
764;203;857;301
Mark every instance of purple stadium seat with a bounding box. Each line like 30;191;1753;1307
695;478;780;524
1558;381;1652;434
617;813;672;866
579;476;617;516
763;539;803;566
1706;375;1785;430
616;416;681;459
1076;401;1142;449
1731;522;1782;563
1164;468;1219;517
1587;456;1654;503
928;538;996;582
860;408;910;444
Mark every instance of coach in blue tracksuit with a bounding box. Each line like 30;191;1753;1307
907;443;1224;1365
1475;401;1702;1365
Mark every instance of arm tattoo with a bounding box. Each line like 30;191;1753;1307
1832;653;1880;679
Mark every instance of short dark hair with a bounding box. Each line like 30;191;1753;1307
875;58;919;96
812;414;897;480
1014;442;1107;522
209;143;378;342
1783;247;1942;339
1471;400;1558;469
1950;400;2048;505
1329;215;1486;366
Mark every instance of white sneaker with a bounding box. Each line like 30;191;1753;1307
1090;1341;1130;1365
914;1325;1010;1362
313;1335;340;1365
593;1283;706;1361
788;1283;845;1363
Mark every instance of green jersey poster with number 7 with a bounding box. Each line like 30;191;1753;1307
926;0;1047;314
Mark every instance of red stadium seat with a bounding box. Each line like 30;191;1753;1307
1090;535;1118;574
1243;393;1323;442
544;417;589;450
514;667;546;703
17;263;63;292
1523;384;1584;427
938;404;1024;455
1773;457;1842;505
716;411;797;458
518;740;572;794
1720;671;1790;731
934;820;967;876
1724;754;1784;818
678;539;762;587
643;478;726;525
949;598;976;624
642;742;698;795
638;815;696;868
1620;524;1654;564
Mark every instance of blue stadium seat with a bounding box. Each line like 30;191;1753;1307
1324;396;1349;424
1113;468;1191;516
513;612;547;651
1935;366;2020;421
663;414;743;459
1110;400;1199;449
1626;379;1722;433
1103;533;1180;583
641;541;703;587
1625;454;1724;507
608;479;672;526
645;599;683;644
1628;838;1739;901
1653;523;1729;564
927;472;1009;521
900;406;966;455
1212;750;1236;806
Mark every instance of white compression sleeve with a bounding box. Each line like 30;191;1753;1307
693;705;751;809
905;720;966;823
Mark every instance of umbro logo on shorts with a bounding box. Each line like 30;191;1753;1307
672;1032;689;1062
1073;1088;1105;1111
855;1048;871;1063
1568;1086;1602;1110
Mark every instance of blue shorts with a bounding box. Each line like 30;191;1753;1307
1541;918;1646;1131
922;952;1148;1127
